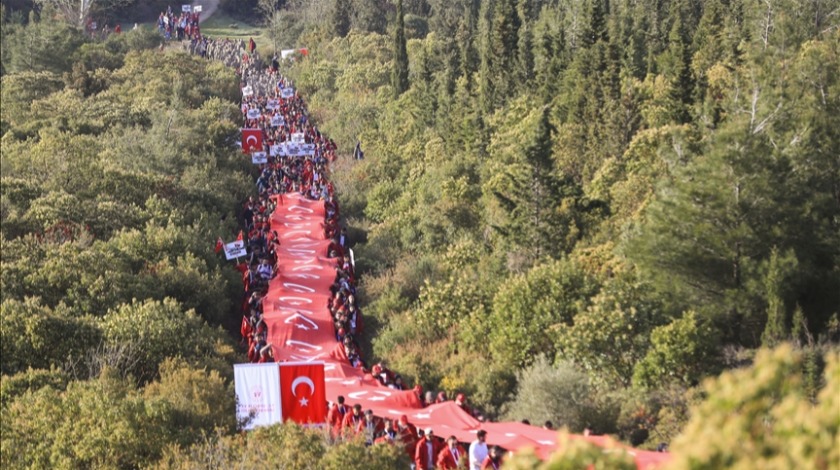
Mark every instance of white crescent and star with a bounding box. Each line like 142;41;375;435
291;376;315;407
246;135;259;149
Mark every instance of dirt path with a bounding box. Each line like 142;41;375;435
192;0;220;24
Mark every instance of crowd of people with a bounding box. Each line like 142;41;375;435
157;6;201;41
182;32;506;469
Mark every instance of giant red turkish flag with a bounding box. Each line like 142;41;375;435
279;362;327;424
242;128;263;153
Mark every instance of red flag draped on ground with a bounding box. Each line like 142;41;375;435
242;128;263;153
279;362;327;424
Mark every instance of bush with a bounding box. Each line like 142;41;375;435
502;357;594;432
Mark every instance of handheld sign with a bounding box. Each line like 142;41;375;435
270;144;285;157
252;151;268;164
194;5;203;12
266;99;280;111
224;240;247;260
246;108;261;120
182;5;191;12
286;143;301;157
281;88;295;99
242;85;254;97
270;114;285;127
301;143;316;156
291;132;305;143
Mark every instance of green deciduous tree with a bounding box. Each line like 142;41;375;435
632;310;720;389
486;257;599;369
667;344;839;470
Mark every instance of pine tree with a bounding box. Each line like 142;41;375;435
515;0;534;87
332;0;352;37
659;5;694;124
391;0;410;97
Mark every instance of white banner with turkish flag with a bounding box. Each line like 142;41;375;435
279;362;327;425
235;363;282;430
241;128;263;153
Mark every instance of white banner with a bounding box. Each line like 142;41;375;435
300;143;316;156
270;114;285;127
182;4;191;12
270;144;285;157
280;49;296;59
242;85;254;97
246;108;261;120
252;151;268;165
285;143;301;157
225;240;247;260
266;99;280;111
291;132;305;143
235;363;282;430
281;88;295;99
193;5;203;12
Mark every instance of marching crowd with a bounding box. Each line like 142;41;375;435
181;32;504;469
157;6;201;41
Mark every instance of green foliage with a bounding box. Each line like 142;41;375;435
100;298;230;382
392;0;410;96
332;0;352;37
1;369;167;469
666;344;839;470
0;367;69;408
153;422;408;469
555;274;669;387
502;357;593;432
633;311;720;389
0;297;101;375
485;258;598;369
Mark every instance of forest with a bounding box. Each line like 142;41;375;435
1;0;838;468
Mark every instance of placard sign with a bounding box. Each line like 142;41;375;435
242;85;254;97
270;144;285;157
270;114;285;127
300;143;316;156
194;5;203;12
291;132;305;143
225;240;247;260
286;143;301;157
266;99;280;111
281;88;295;99
252;151;268;165
246;108;261;120
182;5;191;12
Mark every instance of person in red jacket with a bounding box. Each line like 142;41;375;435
373;419;399;445
415;428;443;470
341;404;364;437
436;435;468;469
397;415;418;459
326;395;348;435
356;409;383;445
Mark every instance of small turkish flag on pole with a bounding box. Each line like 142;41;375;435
242;128;263;153
279;362;327;424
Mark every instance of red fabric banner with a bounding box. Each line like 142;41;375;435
254;192;669;469
279;362;327;424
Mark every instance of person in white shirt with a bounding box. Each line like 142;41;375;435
468;429;488;470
